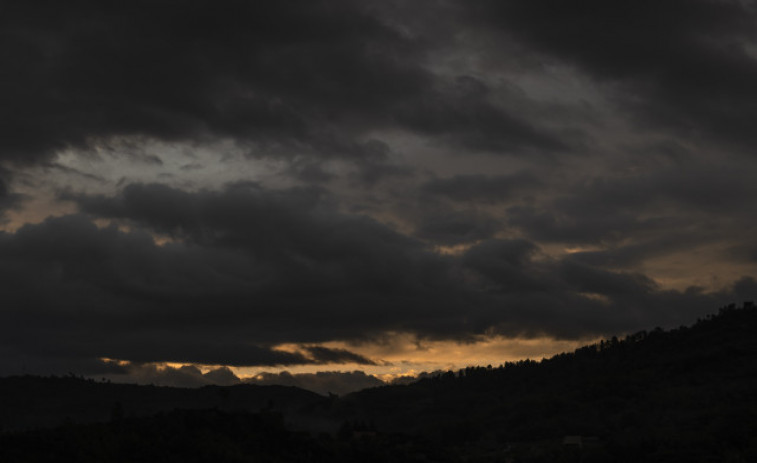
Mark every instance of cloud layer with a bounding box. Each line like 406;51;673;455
1;182;752;374
1;0;756;381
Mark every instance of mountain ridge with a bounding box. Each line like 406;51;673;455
1;302;756;461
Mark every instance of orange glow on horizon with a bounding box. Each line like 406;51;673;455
99;334;600;383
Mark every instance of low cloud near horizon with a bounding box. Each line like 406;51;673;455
2;0;757;390
94;363;386;396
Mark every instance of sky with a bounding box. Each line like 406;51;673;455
2;0;757;393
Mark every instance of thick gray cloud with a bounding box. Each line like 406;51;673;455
469;0;757;148
0;170;23;216
565;236;701;269
421;172;540;204
394;76;570;154
46;185;753;341
303;346;376;366
0;0;569;174
0;0;416;162
1;1;756;384
506;161;757;248
0;208;410;371
414;210;503;245
0;188;749;374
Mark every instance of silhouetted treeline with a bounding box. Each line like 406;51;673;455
0;409;455;463
2;302;757;462
326;302;757;461
0;377;321;432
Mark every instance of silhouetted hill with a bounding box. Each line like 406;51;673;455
0;376;322;432
2;303;756;461
322;302;757;460
0;408;452;463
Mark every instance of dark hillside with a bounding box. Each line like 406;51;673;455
324;302;757;460
2;303;756;461
0;377;323;432
0;409;453;463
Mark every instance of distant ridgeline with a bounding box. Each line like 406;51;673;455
428;300;757;385
1;302;756;462
331;301;757;460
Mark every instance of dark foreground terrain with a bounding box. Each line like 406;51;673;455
2;302;756;462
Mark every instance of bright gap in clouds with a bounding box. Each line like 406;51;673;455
257;335;598;378
98;334;598;393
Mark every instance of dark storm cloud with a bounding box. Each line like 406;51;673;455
507;162;757;245
0;184;473;372
0;211;396;371
1;0;754;385
287;160;336;184
0;0;425;162
727;244;757;263
458;238;746;338
62;183;473;341
559;165;757;215
2;0;755;164
0;0;570;172
104;343;314;368
421;172;540;203
558;259;658;298
0;185;750;373
394;76;570;154
67;183;750;340
0;175;10;199
505;204;647;245
0;177;12;209
470;0;757;148
303;346;377;366
67;182;429;269
0;170;23;216
566;236;700;269
42;162;107;183
414;210;502;245
0;351;128;377
402;171;540;247
461;239;548;293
